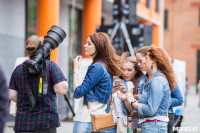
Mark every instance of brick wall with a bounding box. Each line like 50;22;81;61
164;0;200;84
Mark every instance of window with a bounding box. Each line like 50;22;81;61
25;0;37;38
164;10;168;30
146;0;151;9
156;0;159;13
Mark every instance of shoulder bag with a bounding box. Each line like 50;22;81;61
86;94;115;132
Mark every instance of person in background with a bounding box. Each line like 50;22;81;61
0;66;9;133
118;45;176;133
197;79;200;108
184;77;189;107
73;32;125;133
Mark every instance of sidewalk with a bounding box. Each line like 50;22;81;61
179;85;200;133
4;85;200;133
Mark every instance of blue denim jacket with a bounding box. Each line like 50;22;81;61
73;62;113;105
137;70;170;118
169;85;183;112
137;73;183;113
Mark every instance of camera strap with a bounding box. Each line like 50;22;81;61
23;72;36;111
43;61;48;95
38;61;48;96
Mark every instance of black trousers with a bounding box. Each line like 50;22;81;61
15;127;56;133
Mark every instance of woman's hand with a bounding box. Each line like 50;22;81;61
126;93;136;104
117;92;127;101
73;56;82;71
117;92;136;104
118;81;126;94
112;83;120;94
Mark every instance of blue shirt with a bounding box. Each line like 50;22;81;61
74;62;113;105
170;85;183;112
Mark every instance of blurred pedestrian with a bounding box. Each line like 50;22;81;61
9;35;68;133
184;77;190;107
73;32;124;133
0;66;9;133
118;45;176;133
197;79;200;107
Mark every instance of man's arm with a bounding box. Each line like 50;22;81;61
9;89;18;103
54;81;68;95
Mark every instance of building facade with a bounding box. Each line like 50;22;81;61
164;0;200;85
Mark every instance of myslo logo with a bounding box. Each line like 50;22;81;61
173;127;198;132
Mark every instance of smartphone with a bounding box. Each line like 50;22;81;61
114;79;121;85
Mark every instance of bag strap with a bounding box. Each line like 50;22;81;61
23;72;36;111
113;97;119;117
154;74;166;79
86;93;113;114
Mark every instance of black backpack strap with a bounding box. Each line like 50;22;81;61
24;72;36;111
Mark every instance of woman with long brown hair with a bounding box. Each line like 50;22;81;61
73;32;124;133
118;45;176;133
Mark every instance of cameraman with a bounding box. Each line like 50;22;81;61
9;35;68;133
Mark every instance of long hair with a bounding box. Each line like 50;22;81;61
148;46;176;91
89;32;124;76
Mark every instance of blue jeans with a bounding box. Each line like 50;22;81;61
73;121;105;133
141;121;167;133
104;127;116;133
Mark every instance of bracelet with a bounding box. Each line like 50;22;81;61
131;100;137;107
73;71;78;74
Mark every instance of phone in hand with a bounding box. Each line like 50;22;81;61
114;79;121;85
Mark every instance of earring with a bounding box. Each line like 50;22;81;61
151;64;153;70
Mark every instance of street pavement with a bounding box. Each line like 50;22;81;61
4;85;200;133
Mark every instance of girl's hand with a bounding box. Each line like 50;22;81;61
73;56;82;70
112;83;120;94
126;93;136;104
119;81;126;94
117;92;127;101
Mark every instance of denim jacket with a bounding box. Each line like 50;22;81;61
137;73;183;113
137;70;170;119
73;62;113;105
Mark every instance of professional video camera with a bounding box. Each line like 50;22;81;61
23;25;66;74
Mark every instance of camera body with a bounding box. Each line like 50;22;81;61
23;26;66;74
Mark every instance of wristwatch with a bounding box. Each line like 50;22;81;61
131;100;137;107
